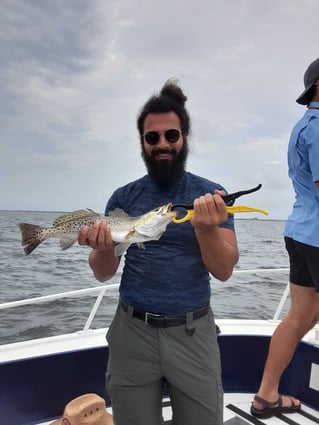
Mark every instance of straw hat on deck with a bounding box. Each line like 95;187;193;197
50;393;114;425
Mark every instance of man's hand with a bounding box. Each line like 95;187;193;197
191;191;228;230
78;219;114;252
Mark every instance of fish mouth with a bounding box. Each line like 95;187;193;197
166;203;177;217
166;202;174;213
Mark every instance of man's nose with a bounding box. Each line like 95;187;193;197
157;133;169;146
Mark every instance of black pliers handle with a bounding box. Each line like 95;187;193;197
219;183;262;206
171;184;268;224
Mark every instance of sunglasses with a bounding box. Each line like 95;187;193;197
143;129;183;145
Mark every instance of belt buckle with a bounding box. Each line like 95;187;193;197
145;312;162;325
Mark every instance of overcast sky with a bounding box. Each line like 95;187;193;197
1;0;318;219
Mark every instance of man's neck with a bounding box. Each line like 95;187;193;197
309;100;319;109
311;85;319;102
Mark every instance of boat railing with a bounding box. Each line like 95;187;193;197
0;268;293;333
232;268;290;321
0;283;119;332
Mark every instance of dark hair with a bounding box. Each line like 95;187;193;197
307;83;317;105
137;78;191;139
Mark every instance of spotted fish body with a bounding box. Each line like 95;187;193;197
18;204;177;257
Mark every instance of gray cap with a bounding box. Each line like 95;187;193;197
296;57;319;105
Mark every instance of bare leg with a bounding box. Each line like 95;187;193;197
253;283;319;410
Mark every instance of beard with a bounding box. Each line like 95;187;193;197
142;142;188;186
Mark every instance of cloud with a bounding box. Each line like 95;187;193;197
0;0;318;218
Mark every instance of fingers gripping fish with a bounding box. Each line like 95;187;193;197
18;204;177;257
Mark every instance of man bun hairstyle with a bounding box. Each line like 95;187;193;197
137;78;191;140
161;78;188;107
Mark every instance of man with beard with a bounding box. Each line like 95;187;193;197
78;80;239;425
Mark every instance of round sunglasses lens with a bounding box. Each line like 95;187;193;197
166;129;180;143
144;132;159;145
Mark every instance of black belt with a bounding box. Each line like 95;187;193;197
119;299;209;328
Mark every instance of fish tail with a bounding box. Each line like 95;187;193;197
18;223;47;255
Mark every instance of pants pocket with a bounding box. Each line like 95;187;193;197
105;371;112;396
106;304;120;343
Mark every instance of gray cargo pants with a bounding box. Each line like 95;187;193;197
106;304;223;425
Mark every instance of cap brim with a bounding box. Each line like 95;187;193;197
296;83;314;105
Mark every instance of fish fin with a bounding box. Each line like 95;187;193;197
151;232;164;241
60;237;77;250
125;230;136;240
134;227;165;239
53;209;100;227
108;208;130;218
134;223;168;237
114;242;131;256
18;223;46;256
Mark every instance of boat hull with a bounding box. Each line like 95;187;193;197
1;323;318;425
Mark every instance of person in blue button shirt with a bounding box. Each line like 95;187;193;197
78;79;239;425
251;58;319;419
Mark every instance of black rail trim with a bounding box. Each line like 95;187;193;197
227;403;319;425
226;404;268;424
164;400;319;424
296;409;319;424
276;413;307;425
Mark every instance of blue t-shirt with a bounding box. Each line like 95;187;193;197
284;102;319;247
105;171;235;314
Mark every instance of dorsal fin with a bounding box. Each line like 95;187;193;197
53;209;100;226
107;208;131;218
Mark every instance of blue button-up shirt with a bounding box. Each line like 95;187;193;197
284;102;319;247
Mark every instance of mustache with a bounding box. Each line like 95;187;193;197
151;148;176;158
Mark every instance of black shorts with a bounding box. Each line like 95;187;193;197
285;237;319;292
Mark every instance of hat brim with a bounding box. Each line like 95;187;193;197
49;419;61;425
296;83;315;105
49;412;114;425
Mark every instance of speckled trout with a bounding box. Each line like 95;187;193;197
18;204;177;257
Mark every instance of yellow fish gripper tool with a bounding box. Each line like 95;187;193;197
171;184;269;224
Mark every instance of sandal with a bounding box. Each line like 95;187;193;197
250;394;301;419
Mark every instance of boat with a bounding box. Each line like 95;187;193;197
0;268;318;425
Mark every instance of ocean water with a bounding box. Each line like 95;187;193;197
0;210;290;345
